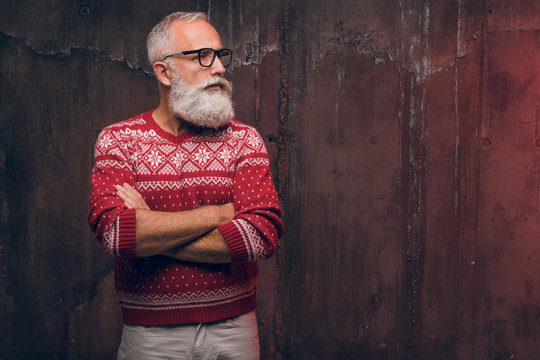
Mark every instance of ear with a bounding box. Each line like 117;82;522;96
153;62;172;87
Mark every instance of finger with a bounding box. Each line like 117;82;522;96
123;183;136;191
119;184;144;201
123;199;137;209
116;184;150;210
115;185;129;202
121;194;144;209
126;188;150;209
116;184;140;202
117;189;143;209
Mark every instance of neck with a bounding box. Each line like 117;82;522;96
152;97;190;136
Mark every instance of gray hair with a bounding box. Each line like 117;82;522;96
147;11;207;66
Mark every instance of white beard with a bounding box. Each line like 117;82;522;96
168;68;235;129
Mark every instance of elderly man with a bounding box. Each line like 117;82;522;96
88;11;283;359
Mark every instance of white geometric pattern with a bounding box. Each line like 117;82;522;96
136;177;233;191
191;146;213;166
95;159;132;172
102;216;121;257
144;148;165;168
97;133;115;149
245;132;262;150
117;280;256;310
234;218;268;261
217;147;234;165
237;157;269;169
206;159;226;171
158;163;178;176
158;144;176;155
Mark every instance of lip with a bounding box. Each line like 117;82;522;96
205;84;223;90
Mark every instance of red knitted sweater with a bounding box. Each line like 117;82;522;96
88;110;283;325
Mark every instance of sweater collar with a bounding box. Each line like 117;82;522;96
142;110;196;144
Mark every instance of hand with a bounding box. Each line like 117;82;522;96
115;183;150;210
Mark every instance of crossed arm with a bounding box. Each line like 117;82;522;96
115;183;233;263
90;125;283;264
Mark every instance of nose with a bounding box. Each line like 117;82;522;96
210;56;226;76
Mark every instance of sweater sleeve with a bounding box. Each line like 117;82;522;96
88;127;138;258
217;127;284;262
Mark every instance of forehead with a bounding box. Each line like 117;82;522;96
169;19;223;50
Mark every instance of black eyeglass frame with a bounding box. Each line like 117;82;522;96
161;48;233;68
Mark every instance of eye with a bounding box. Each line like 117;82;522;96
200;49;214;60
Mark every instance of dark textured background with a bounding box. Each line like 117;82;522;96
2;0;540;359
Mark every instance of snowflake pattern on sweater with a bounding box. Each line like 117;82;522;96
88;110;283;325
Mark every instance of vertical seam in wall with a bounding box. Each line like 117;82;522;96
254;1;261;128
227;0;233;49
451;2;463;358
472;1;488;357
397;2;411;356
274;0;290;358
398;0;431;355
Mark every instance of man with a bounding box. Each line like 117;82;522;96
88;11;283;359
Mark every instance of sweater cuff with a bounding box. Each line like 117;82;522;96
218;221;248;262
117;208;138;258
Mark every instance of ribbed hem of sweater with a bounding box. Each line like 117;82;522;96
218;221;248;262
121;292;257;326
118;208;137;258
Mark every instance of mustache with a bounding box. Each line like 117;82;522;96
201;76;233;92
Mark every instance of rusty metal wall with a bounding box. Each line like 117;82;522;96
1;0;540;359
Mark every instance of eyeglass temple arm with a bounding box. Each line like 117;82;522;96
161;52;187;61
160;49;231;63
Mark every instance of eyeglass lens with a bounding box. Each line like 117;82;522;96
200;49;232;67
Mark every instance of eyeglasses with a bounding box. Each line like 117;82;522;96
161;48;233;68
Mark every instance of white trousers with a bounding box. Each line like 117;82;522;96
117;311;260;360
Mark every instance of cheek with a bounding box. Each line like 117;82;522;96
184;68;213;86
193;73;212;86
182;74;203;87
176;62;208;85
